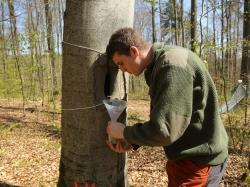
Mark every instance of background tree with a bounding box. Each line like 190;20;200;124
7;0;25;113
159;0;175;43
180;0;184;47
190;0;197;52
0;1;7;97
241;0;250;88
44;0;57;108
151;0;156;42
0;0;249;185
199;0;205;57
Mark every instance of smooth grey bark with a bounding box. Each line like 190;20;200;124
59;1;134;186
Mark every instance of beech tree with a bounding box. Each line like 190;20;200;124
58;0;134;186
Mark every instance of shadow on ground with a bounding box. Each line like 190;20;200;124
0;182;20;187
0;114;61;139
0;105;61;115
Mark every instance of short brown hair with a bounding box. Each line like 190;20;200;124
106;28;149;59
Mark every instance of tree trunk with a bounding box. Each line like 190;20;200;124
221;0;225;75
151;1;156;43
26;0;36;99
0;1;7;97
33;0;45;106
7;0;25;113
158;0;162;41
233;0;240;81
241;0;250;88
180;0;184;47
199;0;204;57
228;1;232;81
172;0;178;45
241;1;250;172
212;0;218;76
59;1;134;186
44;0;57;95
190;0;197;52
225;0;232;80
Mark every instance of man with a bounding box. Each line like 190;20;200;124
106;28;228;187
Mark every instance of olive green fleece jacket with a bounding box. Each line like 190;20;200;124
124;43;228;165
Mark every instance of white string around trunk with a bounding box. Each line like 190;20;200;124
62;41;105;55
61;41;106;111
62;103;104;111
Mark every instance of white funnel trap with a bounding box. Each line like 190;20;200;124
103;98;127;121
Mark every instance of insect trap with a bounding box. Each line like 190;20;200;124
103;98;127;143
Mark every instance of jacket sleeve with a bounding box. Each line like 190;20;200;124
124;64;193;146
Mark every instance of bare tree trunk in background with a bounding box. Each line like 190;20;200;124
7;0;25;114
228;1;232;81
221;0;225;76
44;0;56;118
206;0;209;50
0;1;8;97
26;0;37;100
177;2;181;46
241;0;250;171
56;0;64;91
37;42;45;106
225;0;229;80
233;0;240;81
172;0;178;45
199;0;205;57
180;0;184;47
225;0;231;81
59;0;134;186
54;0;60;54
56;0;64;94
151;1;156;42
33;0;45;106
212;0;218;77
158;0;162;41
44;0;57;97
241;0;250;88
190;0;197;52
58;0;64;37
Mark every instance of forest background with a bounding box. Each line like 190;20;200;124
0;0;249;186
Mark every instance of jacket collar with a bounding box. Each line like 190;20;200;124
144;42;165;86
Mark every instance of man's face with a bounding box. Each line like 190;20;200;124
112;47;143;76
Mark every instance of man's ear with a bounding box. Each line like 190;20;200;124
130;46;139;58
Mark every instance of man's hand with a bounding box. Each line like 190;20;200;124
106;140;132;153
106;121;125;139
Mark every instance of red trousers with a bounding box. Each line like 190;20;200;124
166;160;212;187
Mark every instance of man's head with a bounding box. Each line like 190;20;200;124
106;28;150;76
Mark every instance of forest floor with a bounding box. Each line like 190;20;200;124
0;98;249;187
